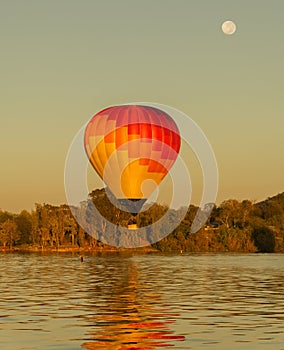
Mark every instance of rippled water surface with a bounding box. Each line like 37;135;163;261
0;252;283;349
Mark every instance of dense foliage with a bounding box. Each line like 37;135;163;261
0;190;284;253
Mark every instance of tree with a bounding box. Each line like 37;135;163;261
219;200;244;228
252;226;275;253
0;211;14;224
0;220;20;248
15;210;32;244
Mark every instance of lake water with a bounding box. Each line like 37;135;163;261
0;252;283;350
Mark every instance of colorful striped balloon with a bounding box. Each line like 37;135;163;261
84;105;181;208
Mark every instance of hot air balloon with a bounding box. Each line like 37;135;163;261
84;105;181;229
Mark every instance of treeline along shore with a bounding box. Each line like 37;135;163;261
0;189;284;253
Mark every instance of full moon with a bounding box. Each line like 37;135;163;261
222;20;237;35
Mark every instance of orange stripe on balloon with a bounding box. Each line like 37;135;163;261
104;128;115;143
147;159;168;174
139;158;150;166
115;126;128;148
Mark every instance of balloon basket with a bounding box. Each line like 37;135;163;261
128;223;138;230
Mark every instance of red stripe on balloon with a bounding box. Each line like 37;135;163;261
101;124;180;154
128;123;141;135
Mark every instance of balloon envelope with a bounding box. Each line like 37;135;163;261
84;105;181;204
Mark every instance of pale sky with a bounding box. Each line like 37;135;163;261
0;0;283;213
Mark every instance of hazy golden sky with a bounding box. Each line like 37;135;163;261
0;0;283;212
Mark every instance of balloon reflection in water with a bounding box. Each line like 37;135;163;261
81;260;185;349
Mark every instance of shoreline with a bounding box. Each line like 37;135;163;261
0;245;158;253
1;246;283;254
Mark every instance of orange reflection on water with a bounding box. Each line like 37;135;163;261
82;317;185;349
81;259;185;350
